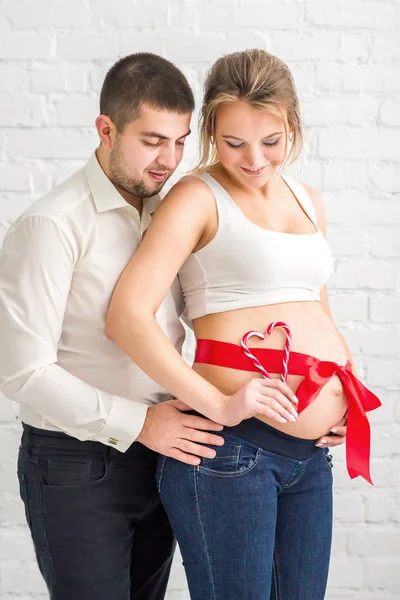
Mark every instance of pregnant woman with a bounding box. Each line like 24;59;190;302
106;49;381;599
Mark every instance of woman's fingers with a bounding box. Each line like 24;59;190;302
316;431;346;448
259;378;298;405
329;425;347;436
315;413;348;446
330;412;347;431
316;415;347;447
257;395;297;423
259;387;298;420
222;376;300;427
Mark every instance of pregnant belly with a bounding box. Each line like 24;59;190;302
192;301;349;439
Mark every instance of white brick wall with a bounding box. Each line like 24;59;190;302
0;0;399;598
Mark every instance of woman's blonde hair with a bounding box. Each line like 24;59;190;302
194;49;303;171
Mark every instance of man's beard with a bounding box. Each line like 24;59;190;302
109;142;170;198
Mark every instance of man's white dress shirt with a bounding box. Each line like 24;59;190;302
0;153;185;451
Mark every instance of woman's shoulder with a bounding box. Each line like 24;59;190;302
152;173;217;226
161;173;216;207
164;171;210;191
171;172;215;193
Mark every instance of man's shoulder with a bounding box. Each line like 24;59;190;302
3;166;99;258
21;166;95;225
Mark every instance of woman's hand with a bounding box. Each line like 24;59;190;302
315;412;347;448
219;378;299;427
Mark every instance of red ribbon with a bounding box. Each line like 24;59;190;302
195;339;381;485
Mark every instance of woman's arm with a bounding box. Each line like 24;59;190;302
106;177;298;427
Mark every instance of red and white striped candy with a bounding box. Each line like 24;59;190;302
240;321;292;382
266;321;292;382
240;331;272;379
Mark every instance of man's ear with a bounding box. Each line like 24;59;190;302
95;115;117;150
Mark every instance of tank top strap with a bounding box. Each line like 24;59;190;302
190;172;238;215
281;175;319;229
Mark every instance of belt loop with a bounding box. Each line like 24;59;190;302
22;423;32;443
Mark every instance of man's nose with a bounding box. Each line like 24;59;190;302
157;145;178;171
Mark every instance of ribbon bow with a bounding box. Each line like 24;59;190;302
295;359;381;484
194;339;382;485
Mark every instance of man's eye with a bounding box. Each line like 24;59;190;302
142;140;160;147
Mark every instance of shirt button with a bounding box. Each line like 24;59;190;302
108;437;118;446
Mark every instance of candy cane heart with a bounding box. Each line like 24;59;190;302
240;331;272;379
241;322;293;383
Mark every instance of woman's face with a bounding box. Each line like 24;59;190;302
214;100;288;188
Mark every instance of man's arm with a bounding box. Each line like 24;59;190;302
0;213;225;460
0;214;148;451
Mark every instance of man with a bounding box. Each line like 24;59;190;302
0;53;225;600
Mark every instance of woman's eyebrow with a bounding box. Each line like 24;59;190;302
222;131;284;141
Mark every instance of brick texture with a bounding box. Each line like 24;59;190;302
0;0;399;598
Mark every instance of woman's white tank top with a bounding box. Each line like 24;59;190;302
178;172;333;321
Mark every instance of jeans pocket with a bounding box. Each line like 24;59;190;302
199;438;261;478
38;451;108;489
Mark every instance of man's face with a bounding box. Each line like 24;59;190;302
108;104;191;198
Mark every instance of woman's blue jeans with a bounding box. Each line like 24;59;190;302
157;430;333;600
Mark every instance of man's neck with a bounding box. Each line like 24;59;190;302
95;146;143;215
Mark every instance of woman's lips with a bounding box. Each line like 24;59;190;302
240;165;269;176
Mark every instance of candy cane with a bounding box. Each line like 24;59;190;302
266;321;292;382
240;331;272;379
241;322;292;382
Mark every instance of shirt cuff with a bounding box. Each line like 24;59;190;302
93;395;149;452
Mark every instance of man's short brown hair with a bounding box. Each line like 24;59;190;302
100;52;195;132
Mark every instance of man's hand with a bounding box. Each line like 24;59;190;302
137;399;224;465
315;412;347;448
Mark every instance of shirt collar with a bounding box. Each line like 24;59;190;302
84;152;161;218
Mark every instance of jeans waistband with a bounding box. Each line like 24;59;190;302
21;423;106;452
20;424;157;463
187;411;320;461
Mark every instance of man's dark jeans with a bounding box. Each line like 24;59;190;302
17;424;175;600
